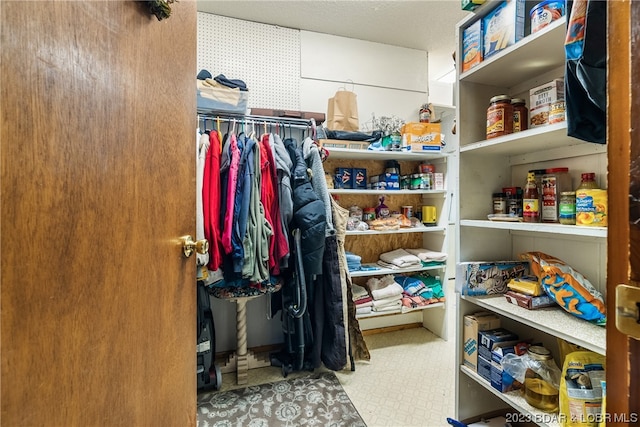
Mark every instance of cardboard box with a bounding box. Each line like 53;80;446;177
478;328;519;361
490;342;527;393
334;168;352;189
462;19;483;72
463;312;501;371
477;355;492;382
456;261;529;296
433;173;444;190
529;78;565;128
504;290;556;310
352;168;367;189
402;122;442;152
482;0;526;59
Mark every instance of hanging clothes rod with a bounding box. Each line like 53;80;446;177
198;113;314;129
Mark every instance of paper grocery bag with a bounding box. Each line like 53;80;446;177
327;88;359;131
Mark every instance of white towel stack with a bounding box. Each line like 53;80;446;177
366;275;404;312
377;248;422;269
405;248;448;262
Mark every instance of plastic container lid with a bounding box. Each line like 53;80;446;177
527;345;553;360
511;98;526;105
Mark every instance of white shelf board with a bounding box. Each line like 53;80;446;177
329;189;446;196
461;295;606;355
346;226;446;236
460;365;562;427
459;17;566;88
458;122;606;156
349;263;445;278
356;302;445;319
325;147;447;161
460;220;607;239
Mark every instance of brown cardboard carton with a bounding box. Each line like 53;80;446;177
463;312;501;371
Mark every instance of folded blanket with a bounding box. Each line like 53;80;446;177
352;283;369;300
371;282;404;300
405;248;448;262
378;248;422;268
372;300;402;312
356;306;372;315
394;275;426;296
371;294;402;308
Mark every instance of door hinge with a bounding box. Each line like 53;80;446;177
616;284;640;340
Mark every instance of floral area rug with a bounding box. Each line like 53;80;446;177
197;371;367;427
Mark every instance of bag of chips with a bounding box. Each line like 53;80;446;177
520;252;605;324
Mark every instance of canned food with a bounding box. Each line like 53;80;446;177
410;173;431;190
530;0;565;34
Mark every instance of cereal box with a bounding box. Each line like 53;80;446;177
482;0;526;59
462;19;483;72
352;168;367;189
529;78;564;127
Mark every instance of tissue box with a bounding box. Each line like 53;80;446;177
462;19;483;72
482;0;526;59
463;312;501;371
402;122;442;151
335;168;353;189
456;261;529;296
352;168;367;189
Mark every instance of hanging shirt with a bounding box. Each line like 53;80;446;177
196;131;210;269
203;131;223;271
231;133;254;274
221;133;240;254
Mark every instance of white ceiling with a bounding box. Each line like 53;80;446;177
196;1;472;53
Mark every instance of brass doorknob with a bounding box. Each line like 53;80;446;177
181;235;209;258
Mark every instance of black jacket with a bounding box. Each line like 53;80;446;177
287;140;326;276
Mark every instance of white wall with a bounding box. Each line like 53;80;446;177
198;12;449;352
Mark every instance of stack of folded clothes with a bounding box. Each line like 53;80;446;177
366;275;403;313
405;248;448;265
345;251;362;271
377;248;422;269
352;283;373;316
394;274;435;309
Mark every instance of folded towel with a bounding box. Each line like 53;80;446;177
371;294;402;308
372;300;402;312
355;300;373;308
394;275;426;296
371;282;404;300
366;275;396;292
355;296;373;305
405;248;448;262
378;248;422;268
356;306;372;315
351;283;369;300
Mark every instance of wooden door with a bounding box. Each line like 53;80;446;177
1;2;197;425
608;0;640;423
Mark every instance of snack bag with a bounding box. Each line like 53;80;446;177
520;252;605;324
559;351;605;426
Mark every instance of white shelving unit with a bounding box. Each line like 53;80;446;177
325;147;451;339
454;2;607;424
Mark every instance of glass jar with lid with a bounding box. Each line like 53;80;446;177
523;346;561;412
511;98;529;132
486;95;513;139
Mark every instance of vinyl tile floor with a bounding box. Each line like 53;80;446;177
207;280;457;427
